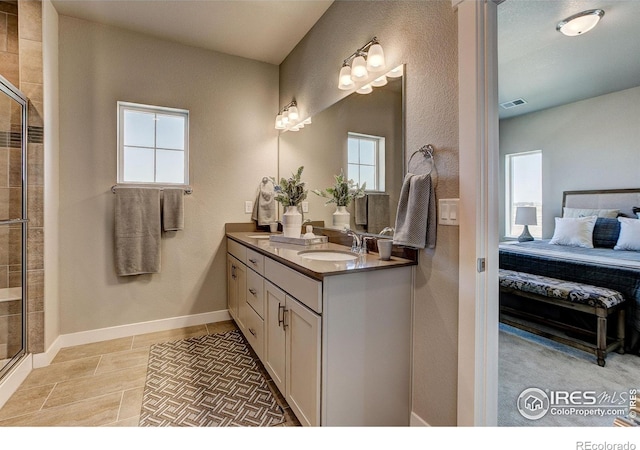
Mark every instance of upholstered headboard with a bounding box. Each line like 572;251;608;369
563;188;640;218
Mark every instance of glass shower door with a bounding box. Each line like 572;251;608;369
0;74;27;379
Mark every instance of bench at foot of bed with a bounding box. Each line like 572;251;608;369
499;269;626;367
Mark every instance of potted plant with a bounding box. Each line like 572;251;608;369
313;169;366;229
271;166;308;237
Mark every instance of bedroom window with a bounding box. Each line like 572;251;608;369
348;132;385;192
117;101;189;185
506;150;542;239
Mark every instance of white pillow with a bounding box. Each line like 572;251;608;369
563;207;619;219
549;216;598;248
614;217;640;251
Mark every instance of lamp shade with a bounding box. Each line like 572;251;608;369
287;105;299;121
351;55;368;80
275;114;285;130
515;206;537;225
356;83;373;95
371;75;388;87
557;9;604;36
338;65;354;90
366;43;385;72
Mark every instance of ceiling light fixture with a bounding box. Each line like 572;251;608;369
274;100;311;132
556;9;604;36
338;36;387;91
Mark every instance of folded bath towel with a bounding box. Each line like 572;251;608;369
251;178;276;226
393;173;436;249
162;188;184;231
366;193;390;235
114;188;161;276
355;195;368;226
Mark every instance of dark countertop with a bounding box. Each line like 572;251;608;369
226;231;417;281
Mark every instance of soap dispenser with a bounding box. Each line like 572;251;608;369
303;225;315;239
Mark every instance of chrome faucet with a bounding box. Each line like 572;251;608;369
380;227;395;236
343;228;371;255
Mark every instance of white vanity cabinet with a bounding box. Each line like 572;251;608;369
226;234;413;426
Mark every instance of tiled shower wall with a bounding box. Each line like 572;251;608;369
0;0;44;355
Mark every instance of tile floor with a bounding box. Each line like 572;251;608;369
0;320;300;427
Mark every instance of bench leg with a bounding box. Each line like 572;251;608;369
617;309;626;355
596;308;607;367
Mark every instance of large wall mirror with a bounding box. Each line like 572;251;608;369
278;67;404;237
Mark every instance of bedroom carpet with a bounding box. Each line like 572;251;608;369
139;330;285;427
499;324;640;427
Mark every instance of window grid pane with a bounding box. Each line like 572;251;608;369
348;133;382;191
118;102;188;185
506;151;542;238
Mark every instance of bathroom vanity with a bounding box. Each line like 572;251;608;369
225;227;416;426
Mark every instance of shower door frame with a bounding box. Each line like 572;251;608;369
0;74;28;380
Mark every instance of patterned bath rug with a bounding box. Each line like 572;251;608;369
139;329;285;427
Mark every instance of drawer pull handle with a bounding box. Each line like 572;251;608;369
283;309;289;330
278;303;285;327
248;328;256;337
249;288;257;296
249;258;258;265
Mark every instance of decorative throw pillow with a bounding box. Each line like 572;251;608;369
614;217;640;251
562;207;619;219
592;217;621;248
549;216;598;248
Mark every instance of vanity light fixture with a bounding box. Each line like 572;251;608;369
338;37;387;91
356;83;373;95
274;100;311;132
386;65;404;78
556;9;604;36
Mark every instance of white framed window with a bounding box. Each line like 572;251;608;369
117;101;189;185
347;132;385;192
505;150;542;238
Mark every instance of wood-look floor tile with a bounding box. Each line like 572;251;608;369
131;325;208;349
43;365;147;409
95;347;149;375
19;356;100;389
105;416;139;427
0;392;121;426
52;337;133;364
118;387;143;421
205;320;238;335
0;383;53;421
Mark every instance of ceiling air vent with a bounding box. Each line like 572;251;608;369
500;98;527;109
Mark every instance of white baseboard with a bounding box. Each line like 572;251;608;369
410;411;430;426
0;354;32;409
33;310;231;368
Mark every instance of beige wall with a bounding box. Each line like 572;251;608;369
280;0;459;425
58;16;278;333
499;86;640;239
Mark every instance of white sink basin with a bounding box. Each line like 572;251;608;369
297;250;359;261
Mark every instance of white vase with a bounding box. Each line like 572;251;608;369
282;205;302;238
333;205;351;229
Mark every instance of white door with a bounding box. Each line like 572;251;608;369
264;281;287;394
285;295;321;427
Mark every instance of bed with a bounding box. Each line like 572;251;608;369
499;188;640;359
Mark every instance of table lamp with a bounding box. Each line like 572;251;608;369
515;206;537;242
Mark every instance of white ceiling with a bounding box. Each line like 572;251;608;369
51;0;334;65
498;0;640;119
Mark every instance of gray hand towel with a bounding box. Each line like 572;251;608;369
162;188;184;231
355;195;368;225
251;179;276;226
115;188;161;276
393;173;436;249
366;193;390;235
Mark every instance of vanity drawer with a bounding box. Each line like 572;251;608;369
264;258;322;314
227;238;246;264
246;269;265;318
246;249;264;275
243;302;264;360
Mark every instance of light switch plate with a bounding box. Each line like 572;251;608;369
244;201;253;214
438;198;460;226
302;201;309;213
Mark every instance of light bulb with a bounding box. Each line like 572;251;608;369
371;75;387;87
338;65;355;90
366;43;385;72
356;84;373;95
351;55;368;81
287;105;299;121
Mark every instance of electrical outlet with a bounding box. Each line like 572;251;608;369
302;201;309;213
244;201;253;214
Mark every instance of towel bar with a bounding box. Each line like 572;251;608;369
111;185;193;194
407;144;436;177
